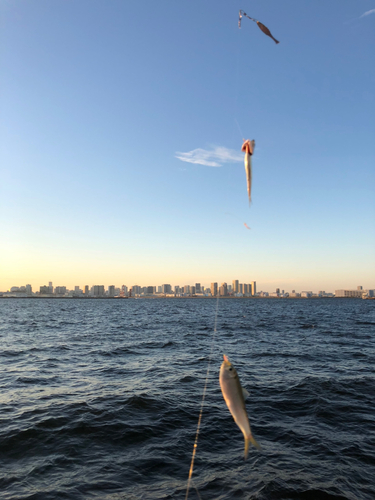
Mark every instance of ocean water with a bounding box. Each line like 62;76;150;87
0;298;374;500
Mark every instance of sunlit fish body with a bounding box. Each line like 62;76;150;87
219;354;261;459
241;140;255;204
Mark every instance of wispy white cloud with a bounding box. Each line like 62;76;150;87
360;9;375;18
175;146;243;167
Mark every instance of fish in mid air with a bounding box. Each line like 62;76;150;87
241;139;255;204
239;10;280;45
219;354;261;459
256;21;279;44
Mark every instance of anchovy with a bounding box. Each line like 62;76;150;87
219;354;261;459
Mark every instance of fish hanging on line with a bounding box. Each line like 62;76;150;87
242;139;255;204
239;10;280;44
220;355;261;459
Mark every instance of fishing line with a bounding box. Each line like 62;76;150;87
185;292;221;500
234;118;244;141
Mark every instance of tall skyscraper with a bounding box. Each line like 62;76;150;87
219;283;228;296
26;284;32;295
232;280;239;293
195;283;201;293
48;282;53;294
84;285;89;295
251;281;256;296
108;285;115;297
211;282;218;296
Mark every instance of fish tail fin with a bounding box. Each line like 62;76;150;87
244;435;261;459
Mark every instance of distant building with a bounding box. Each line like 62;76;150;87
239;284;243;294
335;289;362;298
92;285;105;297
132;285;141;295
146;286;155;295
49;282;53;294
301;291;312;298
84;285;89;295
191;286;196;295
108;285;115;297
40;285;50;294
219;283;228;296
251;281;256;296
55;286;67;295
232;280;239;294
26;284;32;295
195;283;201;293
211;282;218;296
162;284;172;294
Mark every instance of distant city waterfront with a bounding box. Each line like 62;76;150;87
1;282;374;299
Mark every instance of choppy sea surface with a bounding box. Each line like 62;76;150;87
0;298;374;500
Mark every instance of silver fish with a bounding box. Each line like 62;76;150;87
219;354;261;459
242;140;255;204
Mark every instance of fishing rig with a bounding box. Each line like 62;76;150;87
185;9;280;499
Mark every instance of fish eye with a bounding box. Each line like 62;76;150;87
229;367;233;371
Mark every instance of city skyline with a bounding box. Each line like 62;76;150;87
2;279;373;298
1;1;374;292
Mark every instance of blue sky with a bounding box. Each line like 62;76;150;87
1;0;374;292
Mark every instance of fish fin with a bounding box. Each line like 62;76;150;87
242;388;250;400
244;435;261;459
